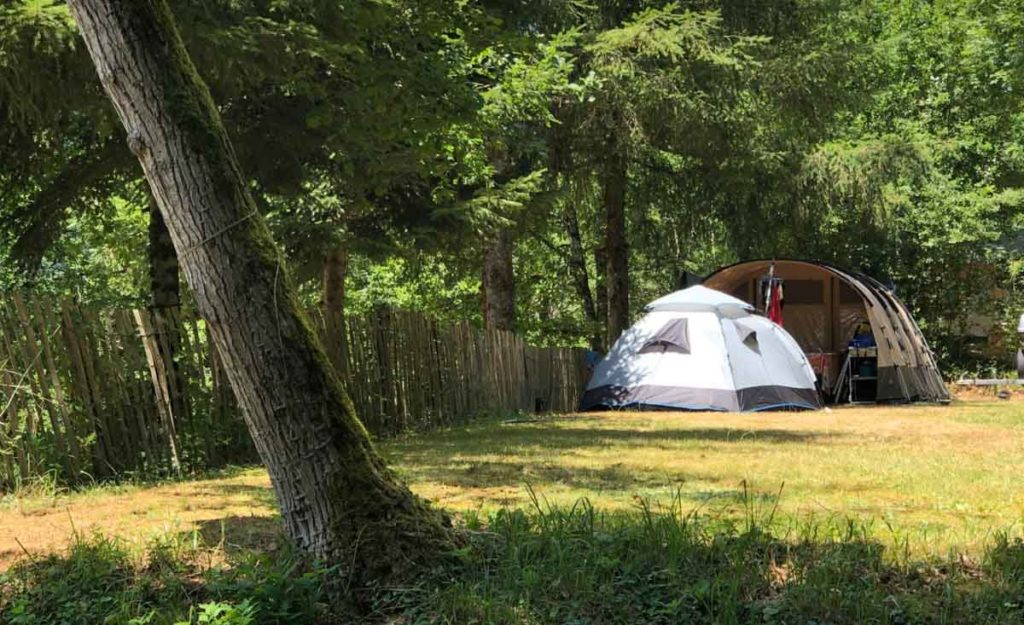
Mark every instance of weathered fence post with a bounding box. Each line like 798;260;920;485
134;309;183;476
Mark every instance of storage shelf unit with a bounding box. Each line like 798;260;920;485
833;347;878;404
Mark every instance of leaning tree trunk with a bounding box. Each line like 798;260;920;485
321;246;349;378
66;0;453;583
602;140;629;347
483;228;515;331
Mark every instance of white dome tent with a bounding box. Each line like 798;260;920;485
580;286;821;412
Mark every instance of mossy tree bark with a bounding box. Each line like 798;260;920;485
321;246;349;378
66;0;453;583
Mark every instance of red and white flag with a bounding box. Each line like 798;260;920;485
767;280;783;325
765;264;783;325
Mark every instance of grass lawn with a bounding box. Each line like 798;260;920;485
1;398;1023;568
5;398;1024;624
388;399;1024;556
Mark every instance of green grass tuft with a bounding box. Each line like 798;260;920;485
0;531;334;625
4;499;1024;624
392;497;1024;624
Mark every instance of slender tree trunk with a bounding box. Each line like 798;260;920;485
321;246;348;378
148;192;180;309
594;241;608;342
67;0;452;583
547;106;601;351
483;228;515;331
562;203;602;351
602;139;629;347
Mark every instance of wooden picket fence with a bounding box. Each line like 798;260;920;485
332;308;588;436
0;293;589;490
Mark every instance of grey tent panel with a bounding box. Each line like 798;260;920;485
581;383;820;412
732;318;759;350
581;384;740;412
639;318;690;354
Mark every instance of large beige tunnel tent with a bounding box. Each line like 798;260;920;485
703;260;948;403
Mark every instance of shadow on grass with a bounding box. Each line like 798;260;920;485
384;419;841;499
387;421;838;464
5;496;1024;624
192;482;278;508
389;457;779;507
392;420;838;455
409;459;680;491
190;514;286;557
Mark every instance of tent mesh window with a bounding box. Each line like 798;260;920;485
838;281;861;304
785;279;825;305
639;318;690;354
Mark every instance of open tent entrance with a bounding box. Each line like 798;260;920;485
703;260;948;404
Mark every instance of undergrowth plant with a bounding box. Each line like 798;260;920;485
2;495;1024;624
0;531;336;625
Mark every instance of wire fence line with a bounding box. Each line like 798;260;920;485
0;294;589;490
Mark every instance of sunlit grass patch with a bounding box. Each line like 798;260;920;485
0;467;278;570
386;400;1024;556
1;399;1023;567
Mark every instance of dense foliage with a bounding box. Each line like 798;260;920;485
3;0;1024;371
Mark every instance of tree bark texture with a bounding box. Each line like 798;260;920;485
66;0;452;583
602;141;630;347
483;228;515;332
321;246;349;378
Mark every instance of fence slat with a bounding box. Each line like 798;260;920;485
10;294;76;479
0;296;589;489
